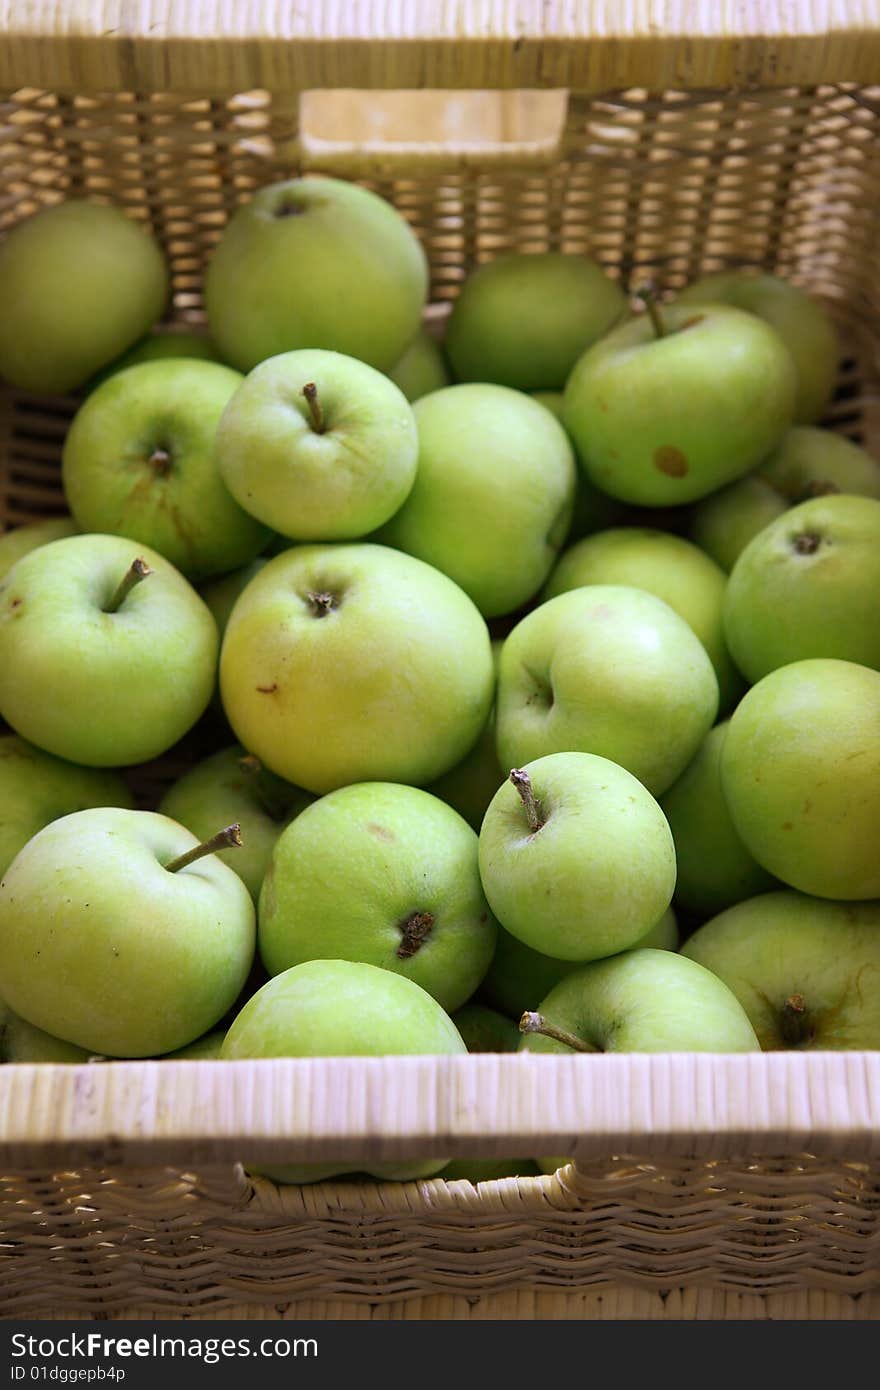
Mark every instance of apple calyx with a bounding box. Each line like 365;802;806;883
780;992;813;1047
634;285;667;340
792;532;822;555
147;445;172;477
519;1011;594;1053
104;557;153;614
164;822;242;874
305;589;338;618
396;910;435;959
509;768;546;834
302;382;326;434
238;753;292;823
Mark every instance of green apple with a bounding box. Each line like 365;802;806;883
0;519;77;582
723;494;880;681
518;949;760;1054
482;908;678;1020
200;561;266;638
220;958;466;1184
219;542;494;794
62;359;270;581
721;658;880;900
0;1001;94;1063
451;1003;520;1052
163;1030;226;1059
478;753;676;961
446;253;627;390
205;177;428;374
0;733;134;877
0;534;218;767
683;891;880;1048
0;808;255;1056
160;745;312;903
563;300;796;505
379;384;576;617
532;391;629;540
259;782;497;1013
677;272;839;423
388;327;450;401
659;722;777;919
215;349;418;540
86;330;224;392
425;639;502;831
495;585;719;796
544;527;742;711
691;426;880;571
0;200;168;393
439;1158;540;1182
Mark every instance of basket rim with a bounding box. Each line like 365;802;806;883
2;1;880;94
0;1051;877;1169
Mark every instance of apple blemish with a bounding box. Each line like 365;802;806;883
654;445;689;477
396;909;435;959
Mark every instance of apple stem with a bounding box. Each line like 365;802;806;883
397;910;436;959
237;753;291;823
519;1011;594;1053
164;823;242;874
148;445;172;476
509;768;545;834
302;382;325;434
780;993;812;1047
634;285;666;339
104;557;153;613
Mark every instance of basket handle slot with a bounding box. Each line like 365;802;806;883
289;89;568;173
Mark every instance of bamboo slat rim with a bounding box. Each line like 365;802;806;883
2;1;880;94
0;1052;877;1169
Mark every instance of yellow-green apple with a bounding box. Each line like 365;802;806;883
163;1030;226;1059
495;585;719;795
0;200;168;393
160;745;312;904
0;809;255;1056
677;272;839;423
721;658;880;899
205;177;428;373
219;543;494;794
0;733;134;877
690;426;880;571
563;301;796;505
723;494;880;680
482;908;678;1020
0;519;77;582
518;949;759;1054
478;753;676;961
200;561;266;638
220;958;466;1184
215;349;418;540
379;383;576;617
446;253;627;390
258;782;497;1012
62;360;269;581
531;390;628;540
544;527;742;711
683;891;880;1048
0;535;218;766
388;327;450;401
659;722;776;919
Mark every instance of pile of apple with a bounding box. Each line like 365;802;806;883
0;176;879;1186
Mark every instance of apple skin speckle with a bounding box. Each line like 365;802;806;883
654;445;689;477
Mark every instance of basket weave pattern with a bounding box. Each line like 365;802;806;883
1;69;880;1317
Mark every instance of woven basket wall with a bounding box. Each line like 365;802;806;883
1;4;880;1320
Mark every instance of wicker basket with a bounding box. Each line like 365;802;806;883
1;3;880;1321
